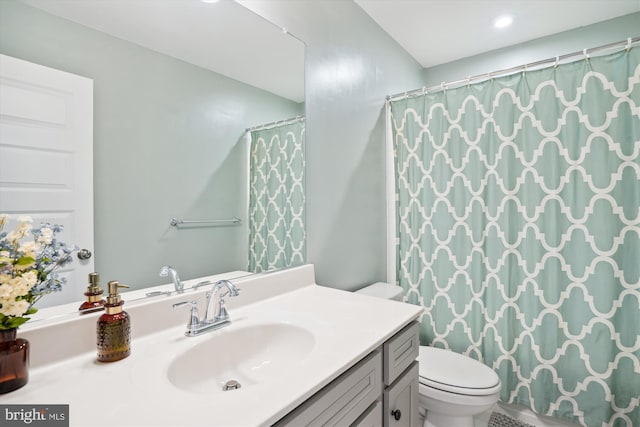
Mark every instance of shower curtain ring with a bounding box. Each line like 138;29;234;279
583;48;590;61
626;37;632;51
554;56;559;68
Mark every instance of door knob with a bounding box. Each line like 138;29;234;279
391;409;401;421
77;248;92;260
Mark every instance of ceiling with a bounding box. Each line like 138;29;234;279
19;0;305;103
17;0;640;101
354;0;640;68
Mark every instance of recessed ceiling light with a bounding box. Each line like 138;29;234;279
200;0;219;3
494;15;513;29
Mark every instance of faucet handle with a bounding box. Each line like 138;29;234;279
203;291;215;322
216;294;230;322
173;301;200;334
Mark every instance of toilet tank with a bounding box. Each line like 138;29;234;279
355;282;403;301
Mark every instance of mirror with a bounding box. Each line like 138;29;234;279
0;0;305;318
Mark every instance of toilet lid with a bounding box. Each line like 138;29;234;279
418;346;500;396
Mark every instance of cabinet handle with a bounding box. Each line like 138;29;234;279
391;409;401;421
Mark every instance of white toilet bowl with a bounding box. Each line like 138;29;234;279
418;346;501;427
355;282;501;427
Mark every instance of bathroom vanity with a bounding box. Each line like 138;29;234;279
4;265;423;426
275;321;420;426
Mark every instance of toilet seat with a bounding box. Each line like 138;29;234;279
418;346;501;396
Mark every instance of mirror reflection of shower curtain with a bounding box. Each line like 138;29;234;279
248;120;305;272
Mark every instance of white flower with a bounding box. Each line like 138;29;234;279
0;296;12;314
5;216;33;243
0;283;12;298
0;298;29;317
19;241;41;258
7;274;35;296
38;227;54;245
6;230;22;243
17;215;33;225
21;271;38;289
16;216;33;233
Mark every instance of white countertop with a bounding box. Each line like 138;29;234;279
2;266;422;427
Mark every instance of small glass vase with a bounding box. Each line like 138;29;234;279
0;328;29;394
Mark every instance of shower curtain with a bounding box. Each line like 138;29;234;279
248;120;305;273
390;46;639;426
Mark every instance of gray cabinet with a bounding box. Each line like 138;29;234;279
275;350;382;426
353;401;383;427
274;321;419;427
382;322;419;427
383;322;419;384
383;362;419;427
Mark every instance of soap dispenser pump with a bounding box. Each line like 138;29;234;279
97;280;131;362
79;272;105;314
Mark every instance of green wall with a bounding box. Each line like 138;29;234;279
0;0;302;289
423;13;640;87
257;1;426;289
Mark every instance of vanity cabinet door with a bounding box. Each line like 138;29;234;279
383;361;419;427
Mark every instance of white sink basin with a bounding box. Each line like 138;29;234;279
167;323;315;394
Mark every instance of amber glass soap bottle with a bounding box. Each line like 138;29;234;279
97;281;130;362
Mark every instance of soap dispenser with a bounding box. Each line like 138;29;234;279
97;280;131;362
79;272;105;314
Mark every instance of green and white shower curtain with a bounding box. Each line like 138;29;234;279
248;120;305;273
390;46;639;426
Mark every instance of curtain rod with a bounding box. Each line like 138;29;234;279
387;36;640;102
246;115;305;132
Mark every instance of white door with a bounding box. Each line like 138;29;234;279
0;54;94;309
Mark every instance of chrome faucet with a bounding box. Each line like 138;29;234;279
159;265;183;293
172;279;240;337
203;279;240;323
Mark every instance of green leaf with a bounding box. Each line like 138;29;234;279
0;313;29;330
6;316;29;328
16;256;35;266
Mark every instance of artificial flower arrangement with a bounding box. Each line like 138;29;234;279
0;214;78;330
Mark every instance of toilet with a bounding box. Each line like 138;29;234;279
356;282;501;427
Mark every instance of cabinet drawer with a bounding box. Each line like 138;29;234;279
275;350;382;426
383;322;419;385
352;400;382;427
383;361;419;427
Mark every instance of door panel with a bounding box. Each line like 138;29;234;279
0;54;94;308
